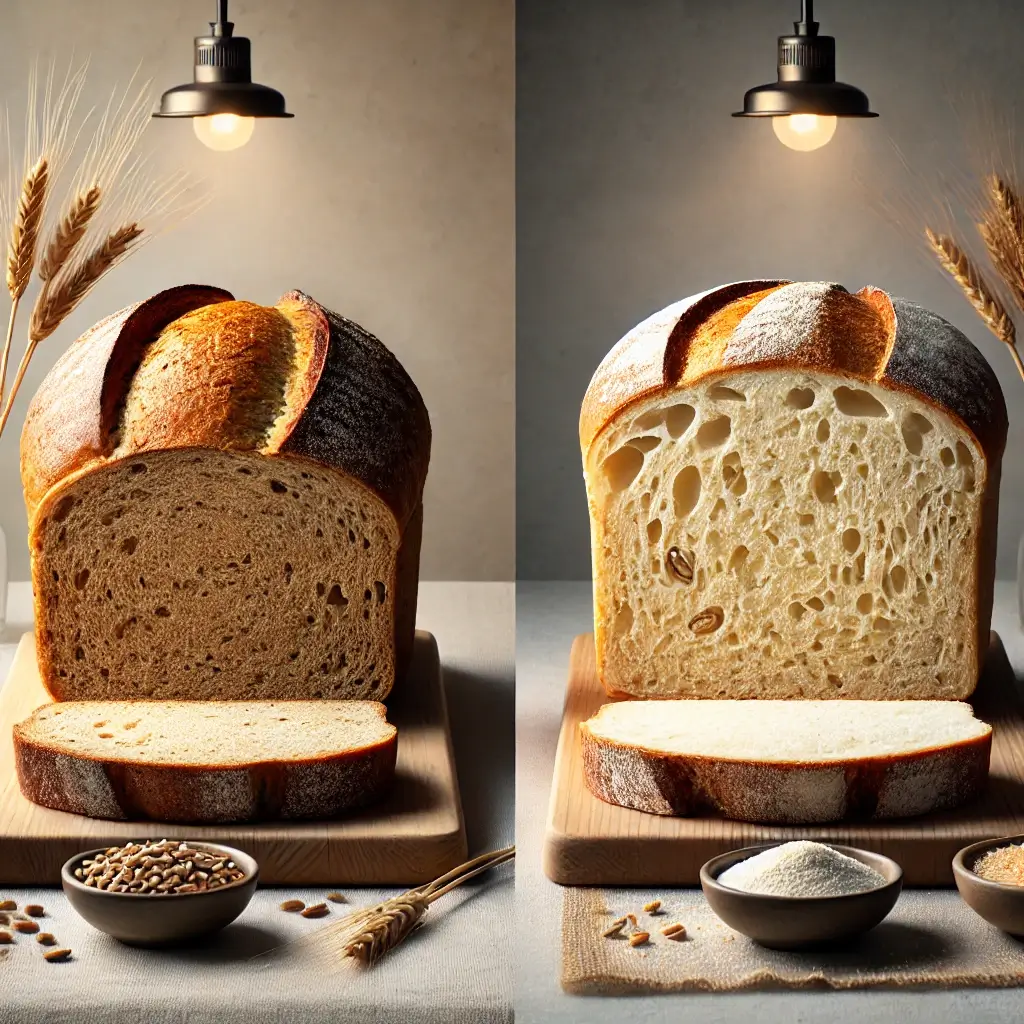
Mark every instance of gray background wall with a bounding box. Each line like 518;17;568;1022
517;0;1024;580
0;0;513;581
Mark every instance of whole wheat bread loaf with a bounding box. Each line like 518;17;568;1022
581;698;992;823
21;286;430;702
581;281;1007;700
14;699;396;822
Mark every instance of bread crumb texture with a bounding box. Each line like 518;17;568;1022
33;448;398;701
584;282;1002;700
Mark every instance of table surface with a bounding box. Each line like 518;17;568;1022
0;581;514;1024
516;579;1024;1024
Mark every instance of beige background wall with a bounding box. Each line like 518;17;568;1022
0;0;513;581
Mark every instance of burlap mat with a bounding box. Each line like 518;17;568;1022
562;887;1024;994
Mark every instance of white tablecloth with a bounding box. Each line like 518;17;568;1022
0;581;514;1024
516;579;1024;1024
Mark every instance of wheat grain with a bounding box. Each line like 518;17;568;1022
38;185;101;282
29;222;143;343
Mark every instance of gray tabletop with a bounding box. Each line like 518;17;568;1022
0;581;514;1024
516;579;1024;1024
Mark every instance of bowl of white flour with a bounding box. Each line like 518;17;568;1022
700;841;903;949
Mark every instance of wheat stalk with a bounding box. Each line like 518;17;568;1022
925;227;1024;380
38;185;100;282
260;845;516;969
0;223;144;438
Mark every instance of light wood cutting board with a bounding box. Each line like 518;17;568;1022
0;631;467;885
544;632;1024;887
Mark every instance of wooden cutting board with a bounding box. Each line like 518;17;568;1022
0;631;467;885
544;632;1024;887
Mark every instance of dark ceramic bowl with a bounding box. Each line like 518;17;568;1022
61;842;258;947
700;843;903;950
953;834;1024;936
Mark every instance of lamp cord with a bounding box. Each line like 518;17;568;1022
797;0;819;36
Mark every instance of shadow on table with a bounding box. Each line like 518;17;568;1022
118;923;284;964
443;666;514;852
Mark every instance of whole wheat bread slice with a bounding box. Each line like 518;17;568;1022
14;700;397;823
581;699;992;824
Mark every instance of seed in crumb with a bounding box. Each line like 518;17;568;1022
14;921;39;934
36;933;56;946
326;892;347;904
0;931;12;944
661;923;686;939
24;905;45;918
43;948;72;962
0;901;15;911
279;900;305;913
301;903;329;919
629;931;650;947
643;900;662;914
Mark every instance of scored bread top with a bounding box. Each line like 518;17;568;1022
580;281;1008;465
15;700;396;768
21;286;431;530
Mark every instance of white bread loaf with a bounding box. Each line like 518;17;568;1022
581;698;992;823
14;699;397;823
581;282;1007;700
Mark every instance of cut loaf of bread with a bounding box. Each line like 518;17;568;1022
14;700;397;823
582;282;1007;700
581;699;992;823
21;286;430;702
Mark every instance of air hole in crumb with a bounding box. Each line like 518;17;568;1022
665;403;696;438
52;496;76;522
154;607;171;617
130;463;148;475
696;415;731;450
270;480;288;494
316;582;326;597
627;435;661;453
890;565;908;593
816;418;831;442
326;585;348;606
785;387;815;410
728;545;748;572
74;646;85;660
833;386;888;417
939;446;955;468
827;674;842;688
74;569;90;590
602;446;644;492
121;537;138;555
284;562;293;583
901;412;934;455
806;596;825;612
708;384;746;402
374;581;386;604
812;470;839;504
856;593;874;615
672;466;702;517
788;602;806;621
646;518;662;544
842;528;861;554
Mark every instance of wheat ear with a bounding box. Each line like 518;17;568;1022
1;156;49;410
282;845;516;968
0;223;143;438
978;175;1024;309
38;185;101;282
926;227;1024;380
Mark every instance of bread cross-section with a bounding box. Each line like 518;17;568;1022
581;281;1007;699
21;285;430;702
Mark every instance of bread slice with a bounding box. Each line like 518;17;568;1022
14;700;397;823
21;287;430;702
581;699;991;823
582;282;1007;700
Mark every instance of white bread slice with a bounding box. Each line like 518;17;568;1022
580;699;992;823
582;282;1007;700
14;700;397;823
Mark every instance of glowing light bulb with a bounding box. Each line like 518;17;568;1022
772;113;837;152
192;113;256;151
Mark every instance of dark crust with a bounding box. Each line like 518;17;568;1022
20;285;234;519
13;711;397;824
279;294;431;529
580;726;992;824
